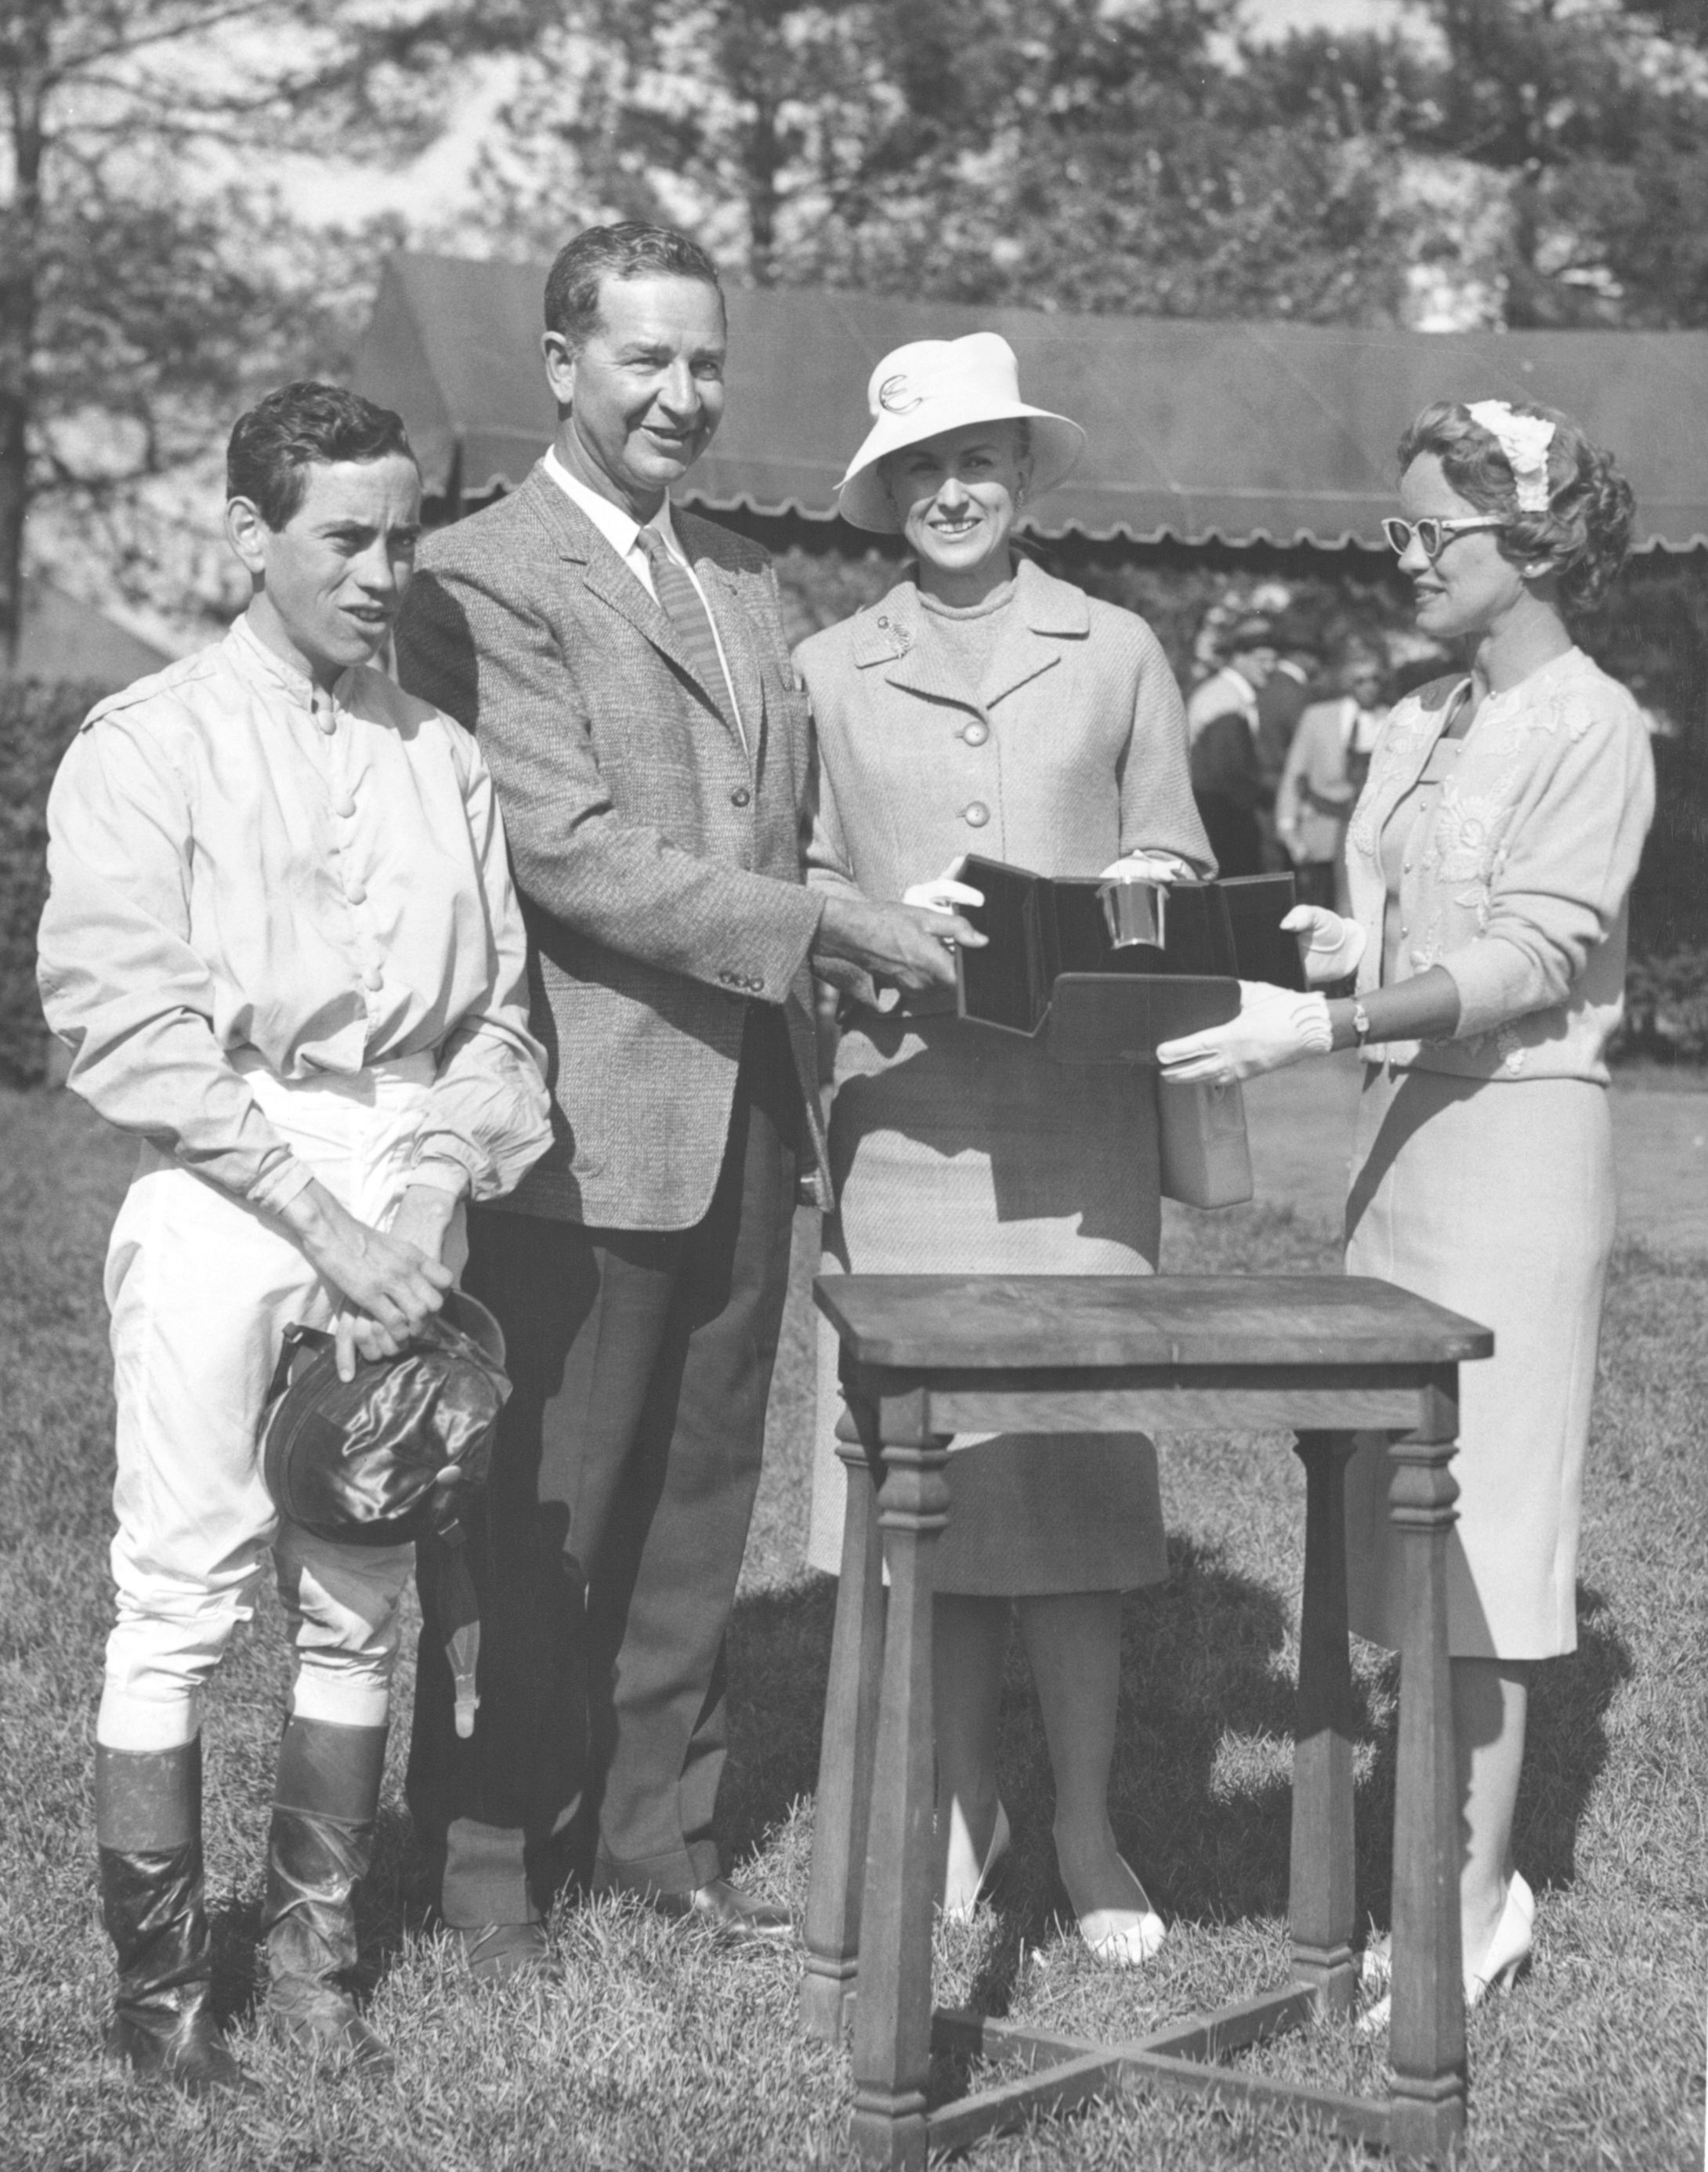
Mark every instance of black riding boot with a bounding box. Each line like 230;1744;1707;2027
262;1716;393;2072
96;1739;249;2094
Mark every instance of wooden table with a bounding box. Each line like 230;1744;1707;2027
800;1274;1493;2167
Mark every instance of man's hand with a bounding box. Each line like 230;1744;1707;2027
277;1178;454;1381
812;891;985;994
813;954;884;1011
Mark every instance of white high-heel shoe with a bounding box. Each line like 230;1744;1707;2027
1467;1870;1534;2005
1073;1858;1167;1969
1357;1871;1535;2036
941;1800;1011;1922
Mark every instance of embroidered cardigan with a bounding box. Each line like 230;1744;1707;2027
1345;646;1655;1084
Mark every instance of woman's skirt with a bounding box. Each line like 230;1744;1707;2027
1342;1061;1614;1660
806;1012;1168;1597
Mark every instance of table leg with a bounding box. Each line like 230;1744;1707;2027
802;1413;886;2040
1289;1430;1359;2016
850;1413;952;2172
1386;1405;1467;2161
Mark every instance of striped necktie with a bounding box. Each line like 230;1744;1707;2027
637;526;740;740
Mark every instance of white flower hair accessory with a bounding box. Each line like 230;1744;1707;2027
1466;400;1557;513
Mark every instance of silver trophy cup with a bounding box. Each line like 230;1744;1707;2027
1098;873;1167;950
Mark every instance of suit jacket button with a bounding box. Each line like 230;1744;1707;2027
962;721;989;746
731;785;752;807
962;801;990;827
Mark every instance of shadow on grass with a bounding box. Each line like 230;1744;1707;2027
719;1531;1373;2021
360;1513;1630;2019
1348;1577;1631;1942
1521;1581;1634;1895
203;1557;1630;2032
716;1550;1634;2015
954;1531;1361;2023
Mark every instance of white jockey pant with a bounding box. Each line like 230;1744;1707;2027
96;1055;458;1754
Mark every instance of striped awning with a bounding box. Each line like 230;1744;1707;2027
356;252;1708;551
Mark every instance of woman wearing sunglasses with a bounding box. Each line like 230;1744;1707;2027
1158;398;1653;2019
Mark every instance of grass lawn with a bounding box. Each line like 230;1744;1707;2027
2;1088;1703;2170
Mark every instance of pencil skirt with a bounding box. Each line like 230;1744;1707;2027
1341;1062;1615;1660
807;1013;1168;1596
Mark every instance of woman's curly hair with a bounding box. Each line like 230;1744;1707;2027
1398;400;1636;618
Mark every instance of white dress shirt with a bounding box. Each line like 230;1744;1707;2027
542;447;747;751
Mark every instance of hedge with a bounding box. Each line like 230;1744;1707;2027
1623;736;1708;1060
0;680;103;1088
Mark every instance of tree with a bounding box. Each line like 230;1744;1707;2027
461;0;1708;334
0;1;552;662
1250;0;1708;329
461;0;1410;320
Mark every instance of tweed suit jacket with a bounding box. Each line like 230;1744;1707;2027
395;462;827;1229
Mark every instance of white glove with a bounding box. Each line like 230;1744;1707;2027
1281;903;1366;986
903;858;985;916
1098;853;1186;883
1156;982;1333;1084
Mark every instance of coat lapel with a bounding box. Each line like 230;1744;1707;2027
979;565;1088;708
849;560;1089;713
523;465;740;745
879;602;979;709
694;558;765;757
847;583;981;711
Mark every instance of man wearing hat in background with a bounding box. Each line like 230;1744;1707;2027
37;381;552;2090
395;223;969;1975
1185;615;1280;876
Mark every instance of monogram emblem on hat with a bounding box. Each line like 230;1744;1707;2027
878;375;922;414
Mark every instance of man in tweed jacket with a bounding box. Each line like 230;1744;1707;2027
396;223;965;1971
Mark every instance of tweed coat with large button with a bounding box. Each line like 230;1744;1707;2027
396;462;827;1231
799;558;1211;907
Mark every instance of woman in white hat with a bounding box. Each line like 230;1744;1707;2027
799;334;1215;1963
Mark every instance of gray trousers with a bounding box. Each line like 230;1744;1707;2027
408;1006;801;1924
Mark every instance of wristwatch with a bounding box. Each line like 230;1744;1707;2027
1351;999;1373;1048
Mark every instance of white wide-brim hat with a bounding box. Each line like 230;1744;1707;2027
836;332;1085;534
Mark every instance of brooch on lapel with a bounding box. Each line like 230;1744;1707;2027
872;610;912;658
